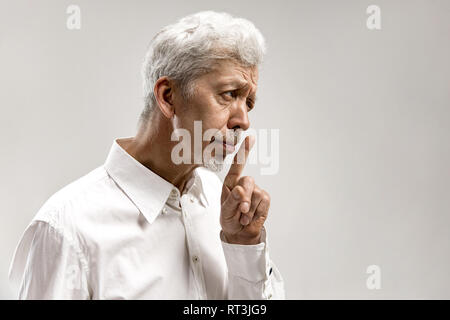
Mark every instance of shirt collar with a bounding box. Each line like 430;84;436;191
104;138;208;224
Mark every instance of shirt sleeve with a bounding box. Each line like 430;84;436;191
220;227;286;300
9;220;90;299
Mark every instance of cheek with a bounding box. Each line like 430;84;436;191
196;100;230;128
202;113;230;135
180;91;231;132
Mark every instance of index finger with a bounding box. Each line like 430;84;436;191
224;135;255;188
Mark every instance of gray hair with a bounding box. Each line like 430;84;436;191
139;11;266;124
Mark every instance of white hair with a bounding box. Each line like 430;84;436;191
140;11;266;123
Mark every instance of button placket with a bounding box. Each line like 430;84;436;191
180;197;207;299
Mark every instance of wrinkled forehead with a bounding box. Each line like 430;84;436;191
208;59;259;88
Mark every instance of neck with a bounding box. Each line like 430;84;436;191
119;112;198;194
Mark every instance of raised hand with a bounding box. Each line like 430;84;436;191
220;136;271;245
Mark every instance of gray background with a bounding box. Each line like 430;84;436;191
1;0;449;299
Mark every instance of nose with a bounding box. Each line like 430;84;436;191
227;100;250;131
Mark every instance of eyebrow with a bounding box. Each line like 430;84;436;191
219;79;257;98
220;78;248;88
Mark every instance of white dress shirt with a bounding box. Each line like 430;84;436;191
9;138;285;300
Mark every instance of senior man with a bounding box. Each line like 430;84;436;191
9;11;285;299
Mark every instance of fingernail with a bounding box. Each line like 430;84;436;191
241;202;250;213
241;215;250;226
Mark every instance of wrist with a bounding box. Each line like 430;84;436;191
221;230;261;245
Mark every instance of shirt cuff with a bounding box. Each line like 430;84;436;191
220;227;271;283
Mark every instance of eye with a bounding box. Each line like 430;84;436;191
222;90;236;99
246;99;255;111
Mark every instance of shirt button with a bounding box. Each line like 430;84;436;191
268;293;272;299
170;189;178;197
162;208;168;215
192;255;199;263
190;196;195;203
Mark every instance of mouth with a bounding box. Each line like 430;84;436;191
210;136;236;153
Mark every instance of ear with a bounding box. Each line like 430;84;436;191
154;76;175;119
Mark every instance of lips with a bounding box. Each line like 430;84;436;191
211;136;235;146
210;136;236;153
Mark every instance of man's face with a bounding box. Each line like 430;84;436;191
172;59;258;170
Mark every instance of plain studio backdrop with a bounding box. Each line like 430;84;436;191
1;0;449;299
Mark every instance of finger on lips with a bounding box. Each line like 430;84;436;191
236;176;254;214
224;135;255;189
222;135;262;227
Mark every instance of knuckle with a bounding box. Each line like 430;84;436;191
234;186;246;198
262;190;271;203
253;185;262;196
241;176;254;187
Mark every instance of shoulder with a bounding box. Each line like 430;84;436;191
9;167;109;287
22;166;116;264
38;166;109;212
31;164;111;240
34;166;111;226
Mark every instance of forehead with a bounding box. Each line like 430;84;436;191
203;59;259;88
